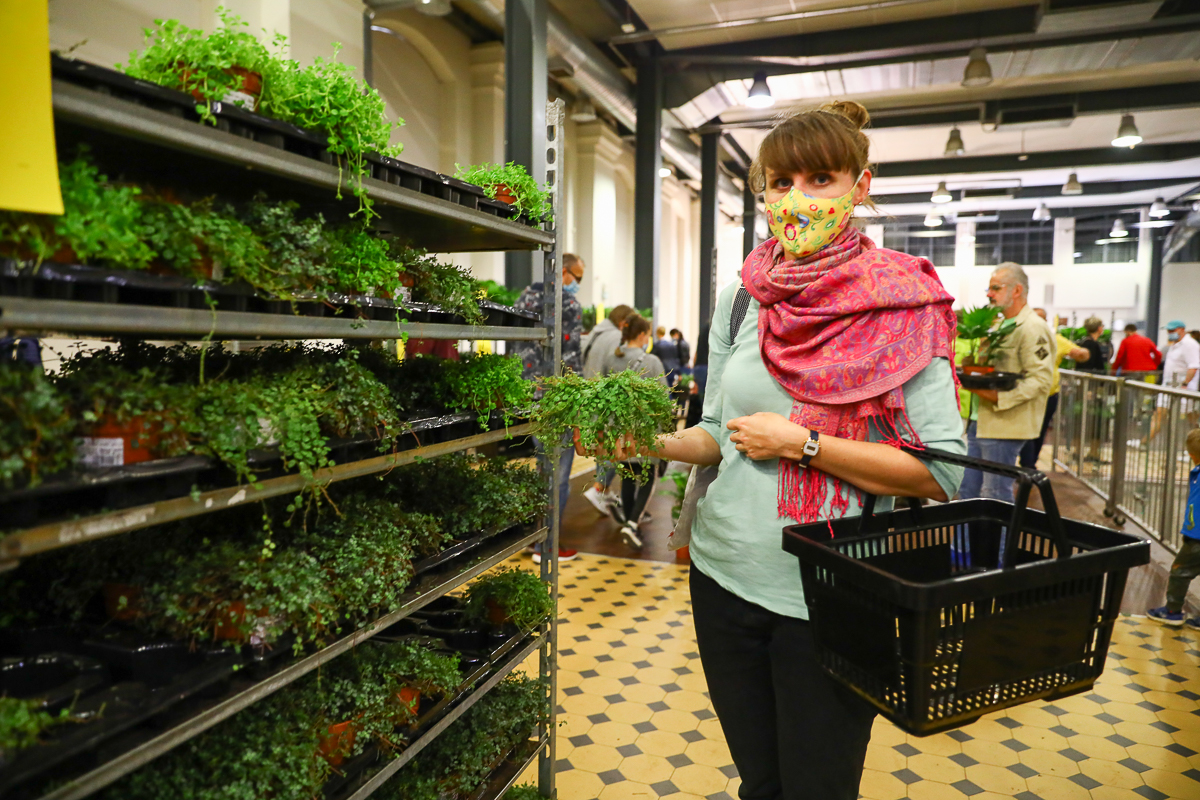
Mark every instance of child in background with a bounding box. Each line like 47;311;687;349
1147;428;1200;629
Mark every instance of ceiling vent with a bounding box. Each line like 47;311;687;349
1036;1;1164;34
993;104;1076;130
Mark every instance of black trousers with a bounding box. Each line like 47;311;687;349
690;566;876;800
619;461;657;524
1019;392;1059;469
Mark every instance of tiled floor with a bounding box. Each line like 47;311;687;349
518;553;1200;800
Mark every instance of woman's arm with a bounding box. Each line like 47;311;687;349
726;412;948;501
573;425;722;466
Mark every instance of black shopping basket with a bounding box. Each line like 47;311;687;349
781;447;1149;736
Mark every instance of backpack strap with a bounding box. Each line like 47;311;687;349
730;285;751;345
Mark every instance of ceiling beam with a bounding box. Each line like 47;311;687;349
873;178;1200;206
874;142;1200;179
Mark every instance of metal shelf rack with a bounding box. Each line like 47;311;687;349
0;69;566;799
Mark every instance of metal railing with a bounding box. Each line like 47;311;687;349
1055;369;1200;553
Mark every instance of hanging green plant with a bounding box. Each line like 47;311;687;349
0;365;75;490
533;371;675;478
323;223;403;297
463;567;553;631
394;244;484;324
454;162;552;223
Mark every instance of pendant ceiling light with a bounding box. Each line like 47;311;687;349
962;47;993;87
415;0;452;15
1032;203;1052;222
931;181;952;203
1061;172;1083;196
746;71;775;109
944;127;965;157
924;209;943;227
1110;218;1129;238
1149;197;1169;218
659;166;673;178
1112;114;1142;148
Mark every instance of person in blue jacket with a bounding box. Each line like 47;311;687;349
1148;427;1200;629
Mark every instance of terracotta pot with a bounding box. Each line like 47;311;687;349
674;545;690;565
318;720;357;766
79;415;160;466
493;184;517;205
211;601;268;641
179;64;263;110
103;583;144;621
50;244;79;265
395;687;421;720
962;365;995;375
484;596;511;626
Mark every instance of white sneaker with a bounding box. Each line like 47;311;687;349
583;486;609;515
621;522;642;548
641;511;653;523
1127;438;1143;448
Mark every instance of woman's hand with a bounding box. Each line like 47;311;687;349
727;412;807;460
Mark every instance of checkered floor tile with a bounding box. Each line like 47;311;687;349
512;554;1200;800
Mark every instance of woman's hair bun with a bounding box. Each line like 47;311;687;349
821;100;870;130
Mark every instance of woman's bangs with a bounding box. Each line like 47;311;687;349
760;119;858;179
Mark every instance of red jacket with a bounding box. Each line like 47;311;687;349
1113;332;1161;372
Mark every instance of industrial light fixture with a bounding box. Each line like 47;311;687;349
1032;203;1052;222
1111;114;1142;148
1149;197;1169;218
944;127;965;157
962;47;993;87
1061;172;1083;195
570;100;597;123
746;71;775;109
1110;218;1129;238
659;166;673;178
924;209;943;227
415;0;452;15
931;181;952;203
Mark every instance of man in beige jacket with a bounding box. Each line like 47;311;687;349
961;263;1055;499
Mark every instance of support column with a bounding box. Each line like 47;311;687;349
468;43;507;284
634;58;663;316
742;183;757;259
698;131;719;325
574;122;623;310
1146;231;1164;334
955;221;976;268
504;0;547;290
1053;216;1076;267
362;11;373;87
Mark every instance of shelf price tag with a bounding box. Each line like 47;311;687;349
0;0;63;215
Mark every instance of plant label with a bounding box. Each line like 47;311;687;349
221;90;258;112
75;437;125;468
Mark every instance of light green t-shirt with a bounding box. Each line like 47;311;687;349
692;283;967;619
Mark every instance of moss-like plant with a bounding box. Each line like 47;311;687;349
533;371;674;478
437;353;534;429
464;567;552;631
504;785;542;800
0;365;75;489
454;163;551;222
0;697;72;756
395;244;484;324
323;223;403;297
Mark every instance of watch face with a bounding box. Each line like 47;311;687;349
803;440;820;456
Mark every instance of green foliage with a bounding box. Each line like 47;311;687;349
454;162;551;223
235;194;328;295
324;222;404;297
581;305;597;333
396;245;484;324
0;365;75;489
437;354;534;429
474;279;521;307
1058;325;1113;343
504;785;542;800
464;567;553;631
957;305;1018;367
0;697;71;754
378;674;549;800
139;196;272;285
533;371;675;478
0;151;153;269
120;9;402;218
381;453;545;539
661;468;689;523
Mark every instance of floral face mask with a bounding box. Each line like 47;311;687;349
765;172;864;258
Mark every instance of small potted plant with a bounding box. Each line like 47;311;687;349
0;365;75;490
0;697;73;763
454;162;552;223
956;305;1020;389
463;568;553;631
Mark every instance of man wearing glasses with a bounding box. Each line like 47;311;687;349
961;263;1055;499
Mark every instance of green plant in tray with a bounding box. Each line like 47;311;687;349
0;697;72;756
0;365;75;490
454;162;552;222
474;278;521;307
437;353;533;429
957;305;1017;368
464;567;553;631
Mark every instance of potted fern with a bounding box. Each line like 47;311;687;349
956;305;1020;390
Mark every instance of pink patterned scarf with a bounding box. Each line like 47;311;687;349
741;226;958;522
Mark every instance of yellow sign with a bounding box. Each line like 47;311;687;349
0;0;63;215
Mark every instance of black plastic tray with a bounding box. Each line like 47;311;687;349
49;55;539;228
782;446;1149;735
0;260;540;330
412;523;520;577
956;369;1020;391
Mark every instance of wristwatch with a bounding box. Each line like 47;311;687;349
798;430;820;468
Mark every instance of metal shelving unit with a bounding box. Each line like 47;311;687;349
0;70;565;800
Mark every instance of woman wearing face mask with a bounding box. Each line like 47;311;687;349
598;313;668;547
575;101;965;799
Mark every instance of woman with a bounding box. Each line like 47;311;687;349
600;313;667;548
576;101;965;799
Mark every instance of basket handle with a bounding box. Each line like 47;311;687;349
856;445;1072;567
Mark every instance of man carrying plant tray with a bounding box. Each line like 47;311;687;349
961;262;1054;500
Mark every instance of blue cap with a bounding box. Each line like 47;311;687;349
1165;320;1187;330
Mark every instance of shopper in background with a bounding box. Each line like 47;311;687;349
962;263;1054;499
1113;323;1161;376
599;313;667;548
669;328;691;374
1132;320;1200;449
1075;316;1108;373
512;253;586;563
652;325;684;386
1146;428;1200;629
575;100;965;800
1020;309;1089;469
685;323;711;429
580;304;635;516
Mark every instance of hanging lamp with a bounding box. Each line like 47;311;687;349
1112;114;1142;148
746;71;775;109
1061;172;1083;196
944;127;965;157
962;48;993;87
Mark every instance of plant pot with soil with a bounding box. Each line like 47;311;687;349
464;568;553;633
453;163;552;223
317;719;357;766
